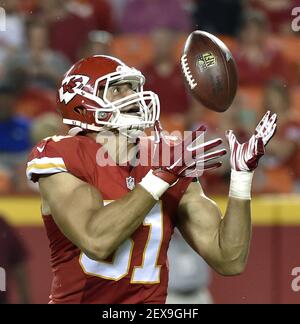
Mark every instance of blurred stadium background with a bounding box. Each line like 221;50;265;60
0;0;300;304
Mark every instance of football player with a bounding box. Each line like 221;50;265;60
26;55;277;304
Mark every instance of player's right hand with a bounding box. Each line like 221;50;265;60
151;121;227;185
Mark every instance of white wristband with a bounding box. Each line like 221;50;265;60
139;170;170;200
229;169;254;200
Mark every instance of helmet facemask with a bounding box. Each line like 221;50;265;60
74;65;160;135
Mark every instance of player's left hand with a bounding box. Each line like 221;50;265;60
226;111;277;172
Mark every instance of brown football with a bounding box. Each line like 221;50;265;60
181;30;238;112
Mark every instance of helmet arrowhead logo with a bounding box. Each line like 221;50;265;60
63;76;83;94
59;75;90;104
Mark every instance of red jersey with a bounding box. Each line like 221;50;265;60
26;134;192;304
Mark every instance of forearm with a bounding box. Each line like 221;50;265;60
176;178;252;276
217;169;253;274
218;197;251;274
89;185;157;259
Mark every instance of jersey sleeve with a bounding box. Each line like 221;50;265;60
26;135;87;183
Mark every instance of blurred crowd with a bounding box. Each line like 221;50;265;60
1;0;300;195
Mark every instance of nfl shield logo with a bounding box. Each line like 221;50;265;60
126;177;135;190
197;52;216;72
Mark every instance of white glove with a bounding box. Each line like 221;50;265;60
226;111;277;199
226;111;277;172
